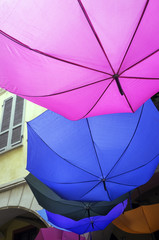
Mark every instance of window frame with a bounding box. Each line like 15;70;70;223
0;95;25;154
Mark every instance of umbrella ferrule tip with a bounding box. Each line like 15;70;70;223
113;74;119;80
85;206;90;210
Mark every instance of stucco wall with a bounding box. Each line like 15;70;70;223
0;91;46;185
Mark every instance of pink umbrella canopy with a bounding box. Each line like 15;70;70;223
0;0;158;120
35;228;62;240
35;228;86;240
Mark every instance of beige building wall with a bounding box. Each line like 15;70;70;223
0;90;48;239
0;90;46;185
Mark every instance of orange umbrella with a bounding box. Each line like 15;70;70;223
113;203;159;234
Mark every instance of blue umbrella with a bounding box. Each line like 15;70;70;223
37;209;69;232
27;100;159;201
45;200;127;235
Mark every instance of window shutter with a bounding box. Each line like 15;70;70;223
1;98;13;132
11;96;24;145
0;132;9;150
0;98;13;151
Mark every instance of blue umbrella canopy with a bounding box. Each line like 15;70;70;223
45;200;127;235
27;100;159;201
37;209;68;231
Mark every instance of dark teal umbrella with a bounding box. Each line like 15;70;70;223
26;173;128;221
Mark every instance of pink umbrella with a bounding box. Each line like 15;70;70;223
35;228;86;240
0;0;158;120
35;228;62;240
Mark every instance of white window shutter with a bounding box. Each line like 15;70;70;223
11;96;24;146
0;95;25;153
0;98;13;151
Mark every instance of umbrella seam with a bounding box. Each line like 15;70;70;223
86;118;104;178
141;206;152;233
11;76;113;98
106;180;137;187
107;153;159;180
0;29;110;75
113;216;142;234
81;79;114;118
120;49;159;75
80;181;112;201
77;0;115;74
105;104;144;179
117;0;150;74
80;182;102;199
82;221;93;234
120;76;159;80
122;91;134;112
48;180;99;184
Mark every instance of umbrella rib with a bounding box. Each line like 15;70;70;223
77;0;115;74
84;223;93;233
28;124;100;179
107;153;159;180
12;76;113;98
122;91;134;113
105;104;144;179
86;118;104;178
80;78;134;118
80;182;101;199
0;29;109;75
117;0;150;74
120;49;159;75
80;181;112;201
120;76;159;80
82;209;89;219
107;180;137;187
91;222;103;231
141;206;152;233
79;222;91;234
113;216;142;234
50;180;99;184
81;79;114;119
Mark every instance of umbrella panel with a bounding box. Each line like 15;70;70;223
113;204;159;234
27;100;159;201
0;0;159;119
35;228;85;240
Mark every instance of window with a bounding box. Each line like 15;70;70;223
0;95;25;153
